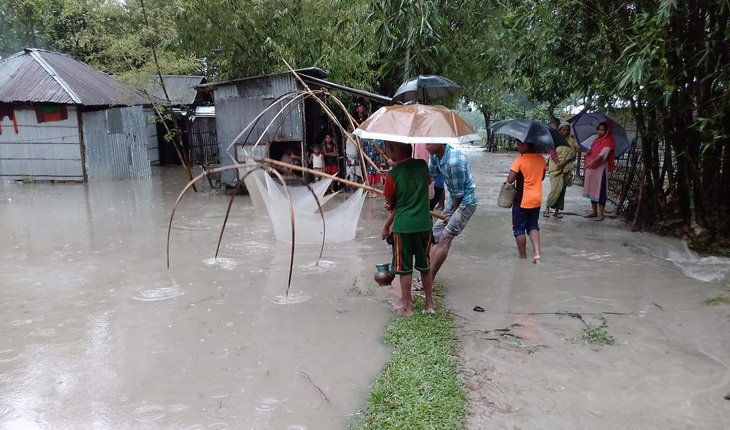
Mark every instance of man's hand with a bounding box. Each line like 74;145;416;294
383;202;393;212
381;226;390;240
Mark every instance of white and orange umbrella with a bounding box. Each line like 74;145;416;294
353;104;481;144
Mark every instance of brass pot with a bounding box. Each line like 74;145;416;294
374;263;395;286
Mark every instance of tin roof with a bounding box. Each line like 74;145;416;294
198;68;392;104
145;75;205;105
0;49;146;106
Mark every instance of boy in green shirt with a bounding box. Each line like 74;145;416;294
381;141;434;316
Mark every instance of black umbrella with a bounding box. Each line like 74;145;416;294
392;75;460;103
490;119;567;150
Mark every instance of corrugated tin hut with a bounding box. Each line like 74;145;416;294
198;69;390;187
145;75;217;166
0;49;154;181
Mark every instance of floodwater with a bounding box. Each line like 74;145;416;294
0;169;394;430
2;149;730;429
441;150;730;429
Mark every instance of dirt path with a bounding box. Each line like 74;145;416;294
441;151;730;429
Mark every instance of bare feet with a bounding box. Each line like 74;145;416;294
395;307;414;317
532;254;541;264
583;213;596;218
594;217;605;222
424;298;435;313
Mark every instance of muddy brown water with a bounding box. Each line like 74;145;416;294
1;149;729;429
444;150;730;429
0;170;394;429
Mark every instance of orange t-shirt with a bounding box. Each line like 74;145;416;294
510;153;546;209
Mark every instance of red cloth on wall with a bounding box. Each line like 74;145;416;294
0;106;19;134
35;105;68;123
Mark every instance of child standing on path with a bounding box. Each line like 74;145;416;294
381;142;434;316
507;141;546;263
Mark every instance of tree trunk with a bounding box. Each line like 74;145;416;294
547;102;560;128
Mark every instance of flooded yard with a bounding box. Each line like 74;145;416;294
1;149;729;429
0;170;393;429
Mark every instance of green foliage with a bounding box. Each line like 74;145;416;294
573;317;616;346
356;288;465;429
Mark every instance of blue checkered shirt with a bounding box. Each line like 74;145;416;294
429;145;477;209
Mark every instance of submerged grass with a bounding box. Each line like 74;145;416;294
705;285;730;306
705;294;730;306
356;287;465;430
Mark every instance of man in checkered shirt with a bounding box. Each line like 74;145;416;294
425;143;478;283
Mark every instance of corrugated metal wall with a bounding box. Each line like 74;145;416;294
82;106;151;181
215;73;304;186
0;106;84;181
143;107;159;166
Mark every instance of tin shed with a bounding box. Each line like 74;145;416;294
198;69;390;187
0;49;153;181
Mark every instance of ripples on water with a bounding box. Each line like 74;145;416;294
203;257;240;270
299;260;336;275
255;397;281;414
270;291;311;305
132;273;184;302
224;241;273;256
134;405;165;421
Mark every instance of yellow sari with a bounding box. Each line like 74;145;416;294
546;137;578;210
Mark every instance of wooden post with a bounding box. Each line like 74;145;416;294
76;108;88;182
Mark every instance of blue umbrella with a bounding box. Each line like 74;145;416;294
490;119;568;149
571;112;630;158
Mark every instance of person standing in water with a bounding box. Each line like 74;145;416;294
381;142;434;316
412;144;477;290
583;121;616;221
508;140;546;263
543;122;579;218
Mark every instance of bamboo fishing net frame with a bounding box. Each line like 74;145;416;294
168;61;446;296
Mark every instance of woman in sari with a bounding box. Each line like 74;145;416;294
583;121;616;221
543;122;579;218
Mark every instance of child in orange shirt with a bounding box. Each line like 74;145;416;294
507;141;546;263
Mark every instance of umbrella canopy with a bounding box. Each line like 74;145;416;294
490;119;568;150
392;75;460;103
571;112;630;158
353;104;481;145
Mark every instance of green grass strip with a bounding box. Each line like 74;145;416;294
356;287;466;430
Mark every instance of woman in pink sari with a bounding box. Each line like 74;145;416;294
583;121;616;221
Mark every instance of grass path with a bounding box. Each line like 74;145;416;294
356;288;466;429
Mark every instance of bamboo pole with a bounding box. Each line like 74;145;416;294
261;157;447;220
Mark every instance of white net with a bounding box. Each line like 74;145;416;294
262;173;366;244
243;169;336;216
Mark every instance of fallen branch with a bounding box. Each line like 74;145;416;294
300;371;331;404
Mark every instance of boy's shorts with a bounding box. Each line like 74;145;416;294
392;231;432;275
432;204;477;243
512;206;540;237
